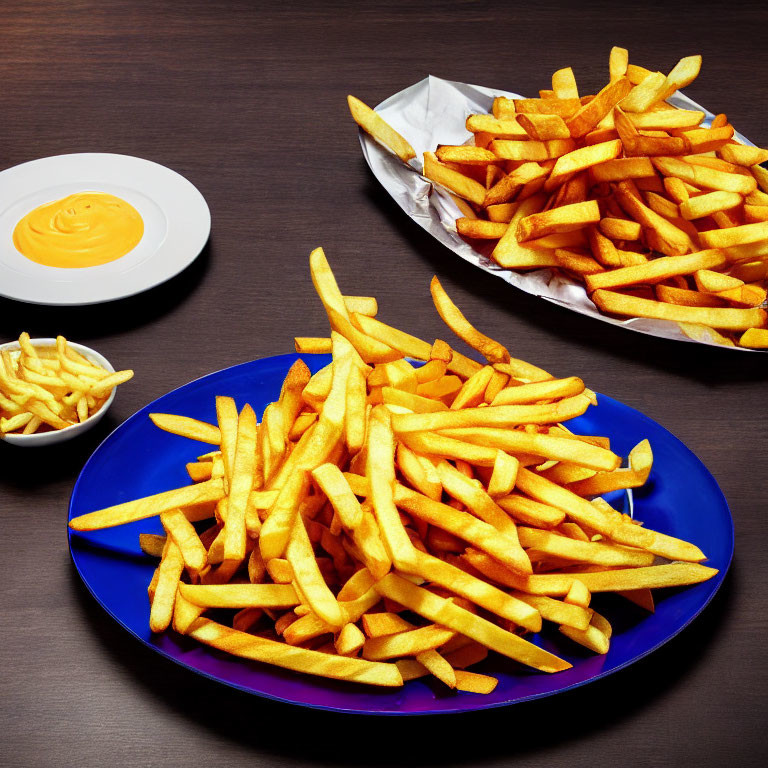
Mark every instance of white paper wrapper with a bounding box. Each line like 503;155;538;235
359;75;764;352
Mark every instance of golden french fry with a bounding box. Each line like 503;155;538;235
149;541;185;633
514;593;592;630
189;617;403;686
592;289;766;331
374;573;571;673
286;514;344;628
294;337;332;354
566;77;631;137
391;394;593;433
394;484;531;575
335;623;366;656
88;369;134;398
653;156;757;195
585;250;727;292
436;145;498;165
161;508;207;573
223;404;258;564
700;221;768;249
515;467;706;561
347;95;415;164
739;328;768;348
466;550;717;595
69;479;225;531
363;624;456;660
401;549;541;631
367;406;417;570
179;583;299;609
454;670;499;694
609;46;628;82
559;611;612;654
423;151;487;205
430;276;510;364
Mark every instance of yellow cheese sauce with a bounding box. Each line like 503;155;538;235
13;192;144;268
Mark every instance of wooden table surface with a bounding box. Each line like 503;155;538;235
1;1;766;766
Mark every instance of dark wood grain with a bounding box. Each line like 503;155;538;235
1;1;767;766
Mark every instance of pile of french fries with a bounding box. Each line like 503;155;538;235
349;49;768;349
0;333;133;435
69;249;717;693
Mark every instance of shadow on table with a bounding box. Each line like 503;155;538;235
0;411;121;489
68;555;735;764
0;239;211;341
361;176;768;386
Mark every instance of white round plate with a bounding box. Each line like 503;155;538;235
0;153;211;305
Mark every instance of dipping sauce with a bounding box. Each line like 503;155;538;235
13;192;144;268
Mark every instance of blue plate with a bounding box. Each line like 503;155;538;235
68;353;733;715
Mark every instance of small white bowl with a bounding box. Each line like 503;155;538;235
0;337;116;447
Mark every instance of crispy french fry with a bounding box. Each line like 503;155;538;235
430;276;510;364
190;617;403;686
348;95;415;163
592;289;766;330
375;573;571;673
69;479;225;531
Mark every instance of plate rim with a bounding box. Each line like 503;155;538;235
0;151;211;306
68;352;734;715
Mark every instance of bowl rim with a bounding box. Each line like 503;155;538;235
0;337;116;443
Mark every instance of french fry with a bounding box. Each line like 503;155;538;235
592;289;766;330
517;200;601;241
585;249;727;291
609;46;628;82
430;276;511;364
402;550;540;630
394;483;531;575
69;479;224;531
160;509;207;573
652;157;757;195
718;143;768;167
559;611;612;654
189;618;403;686
423;151;487;205
434;427;619;472
457;218;509;239
375;573;571;673
347;95;415;164
363;624;456;660
739;328;768;348
466;551;717;595
515;468;706;561
179;583;300;609
149;541;185;633
700;221;768;249
367;406;417;570
391;394;592;433
566;77;632;137
287;514;344;628
514;593;591;631
547;140;623;190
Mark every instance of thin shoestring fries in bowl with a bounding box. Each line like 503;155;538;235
69;248;717;692
1;333;133;442
349;48;768;349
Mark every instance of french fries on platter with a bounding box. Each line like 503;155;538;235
349;49;768;349
69;249;717;692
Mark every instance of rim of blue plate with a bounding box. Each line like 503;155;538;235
68;353;734;716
